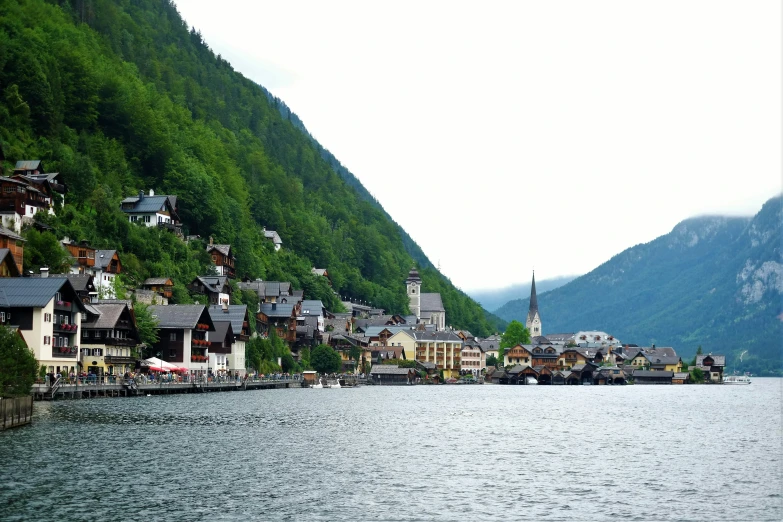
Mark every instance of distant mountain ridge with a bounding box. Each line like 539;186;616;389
494;195;783;375
467;275;578;313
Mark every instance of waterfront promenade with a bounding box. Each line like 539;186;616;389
31;375;340;400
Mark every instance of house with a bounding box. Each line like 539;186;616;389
0;176;53;232
311;268;331;285
147;305;216;377
30;273;96;304
567;362;598;385
329;334;369;372
460;341;485;376
257;301;300;344
647;355;683;373
369;365;414;385
411;328;464;378
0;276;87;376
208;304;251;377
696;354;726;383
633;369;673;384
0;226;24;276
672;372;690;384
405;267;446;330
138;277;173;304
504;344;533;367
478;336;501;362
593;366;626;385
206;238;235;278
188;275;231;305
79;302;139;377
120;190;181;234
263;227;282;251
62;239;122;298
530;344;561;370
237;280;295;310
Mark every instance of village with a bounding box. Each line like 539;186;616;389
0;160;727;398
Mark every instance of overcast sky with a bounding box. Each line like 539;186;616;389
174;0;781;291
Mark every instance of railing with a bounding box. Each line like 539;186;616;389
49;376;62;395
53;346;78;358
54;323;78;333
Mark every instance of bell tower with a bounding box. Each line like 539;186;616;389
406;267;422;320
525;271;542;338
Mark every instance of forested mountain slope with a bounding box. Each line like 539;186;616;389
495;196;782;375
0;0;503;335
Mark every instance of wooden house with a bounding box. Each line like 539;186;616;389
0;226;24;276
504;344;533;367
369;365;414;385
206;238;236;278
147;305;215;375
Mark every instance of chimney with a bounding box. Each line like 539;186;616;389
209;236;214;246
149;189;155;196
138;189;144;201
40;267;49;278
222;301;229;313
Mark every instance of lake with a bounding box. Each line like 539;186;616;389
1;378;781;521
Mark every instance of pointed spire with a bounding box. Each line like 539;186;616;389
529;270;538;314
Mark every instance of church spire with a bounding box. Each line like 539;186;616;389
529;270;538;314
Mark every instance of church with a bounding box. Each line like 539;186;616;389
405;268;446;330
525;271;542;338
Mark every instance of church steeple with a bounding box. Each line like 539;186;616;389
526;270;542;338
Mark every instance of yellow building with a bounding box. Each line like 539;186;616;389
410;329;464;378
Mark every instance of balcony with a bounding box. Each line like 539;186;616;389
104;355;136;364
54;300;73;311
54;323;78;333
53;346;78;358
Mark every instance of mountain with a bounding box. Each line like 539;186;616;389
467;275;578;313
0;0;502;336
494;195;783;375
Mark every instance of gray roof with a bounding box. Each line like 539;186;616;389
207;305;249;335
0;249;19;276
143;278;172;286
362;325;415;338
94;250;118;270
211;321;234;344
643;347;678;358
673;372;690;380
0;226;24;241
544;333;575;342
120;194;177;215
696;354;726;367
531;335;552;345
147;305;209;329
405;268;421;284
259;302;295;318
192;275;229;293
14;160;41;171
0;277;86;310
300;300;324;316
633;370;674;378
410;330;462;342
420;292;445;312
263;229;282;244
206;244;232;257
82;303;133;330
647;355;681;366
370;365;411;375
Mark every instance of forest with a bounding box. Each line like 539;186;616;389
0;0;505;337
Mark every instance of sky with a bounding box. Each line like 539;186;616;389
174;0;781;291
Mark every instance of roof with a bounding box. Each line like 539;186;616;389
94;250;118;270
207;304;249;334
0;277;87;311
673;372;690;380
363;325;415;338
370;365;411;375
263;229;282;243
147;305;208;329
528;271;538;314
211;321;234;343
0;226;24;241
420;293;445;312
207;244;232;257
0;249;20;277
696;354;726;367
545;333;575;342
647;355;681;366
405;267;421;284
410;330;463;342
143;278;172;286
14;160;41;171
259;302;295;318
191;275;229;294
120;194;177;215
300;300;324;315
633;370;674;378
82;303;132;330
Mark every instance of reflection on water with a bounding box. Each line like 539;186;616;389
2;379;781;521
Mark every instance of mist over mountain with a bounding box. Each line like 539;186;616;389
467;275;578;313
494;195;782;375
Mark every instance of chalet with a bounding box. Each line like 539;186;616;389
147;305;215;376
594;366;626;385
369;365;414;385
567;362;598;385
329;333;369;372
560;348;592;369
258;301;300;345
673;372;690;384
647;355;683;372
531;344;561;370
31;273;96;304
507;364;539;385
237;280;295;309
0;176;52;232
80;302;139;377
120;190;181;234
0;226;24;276
504;344;533;367
62;239;123;298
139;277;173;304
188;275;231;305
207;320;233;375
633;369;673;384
0;276;87;376
207;304;251;377
263;227;282;251
478;337;501;362
311;267;330;285
696;354;726;383
206;238;235;278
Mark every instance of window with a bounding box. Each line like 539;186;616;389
44;336;50;345
144;215;151;223
170;332;177;341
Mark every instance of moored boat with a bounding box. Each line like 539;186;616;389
723;375;751;385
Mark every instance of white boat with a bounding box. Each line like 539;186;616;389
723;375;751;385
525;376;538;385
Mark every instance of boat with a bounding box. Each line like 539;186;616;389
723;375;751;385
525;376;538;385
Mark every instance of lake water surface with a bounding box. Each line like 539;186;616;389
1;378;781;521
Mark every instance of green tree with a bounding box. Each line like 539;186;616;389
22;229;71;274
348;344;361;370
310;344;341;374
133;302;159;354
0;326;38;397
486;354;498;367
499;320;530;362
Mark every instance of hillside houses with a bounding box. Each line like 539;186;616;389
120;189;181;235
0;161;66;232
